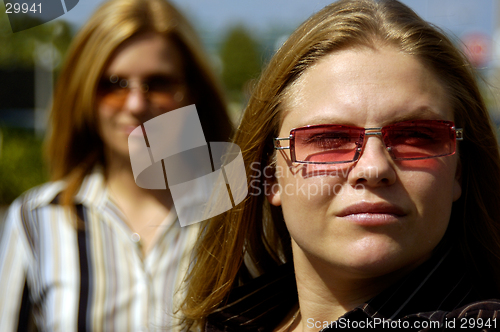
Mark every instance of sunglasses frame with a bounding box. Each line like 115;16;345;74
96;74;186;108
274;120;464;164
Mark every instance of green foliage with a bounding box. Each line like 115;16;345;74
0;126;48;204
0;7;73;70
219;26;262;97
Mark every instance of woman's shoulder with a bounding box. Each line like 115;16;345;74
446;299;500;318
206;263;297;332
3;180;67;227
13;180;67;210
1;181;68;252
409;300;500;331
8;167;105;215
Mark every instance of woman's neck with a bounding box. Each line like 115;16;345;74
104;153;174;255
290;241;418;332
103;148;171;205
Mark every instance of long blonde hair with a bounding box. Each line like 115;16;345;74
182;0;500;329
46;0;231;206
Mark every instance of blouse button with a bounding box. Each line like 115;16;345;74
131;233;141;243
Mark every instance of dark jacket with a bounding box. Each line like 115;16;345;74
206;246;500;331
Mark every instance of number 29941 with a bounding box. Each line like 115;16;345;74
5;3;41;14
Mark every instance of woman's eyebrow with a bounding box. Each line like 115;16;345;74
286;107;446;129
389;107;445;124
291;118;352;128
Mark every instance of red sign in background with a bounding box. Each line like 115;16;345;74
461;32;492;67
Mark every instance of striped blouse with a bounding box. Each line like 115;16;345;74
0;170;199;331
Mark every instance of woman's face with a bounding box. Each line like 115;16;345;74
268;46;461;279
97;32;188;158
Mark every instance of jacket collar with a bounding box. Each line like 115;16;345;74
207;244;489;332
73;166;108;210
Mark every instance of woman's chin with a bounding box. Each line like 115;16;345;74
302;240;423;280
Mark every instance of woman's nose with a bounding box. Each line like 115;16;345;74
347;135;397;187
122;82;149;114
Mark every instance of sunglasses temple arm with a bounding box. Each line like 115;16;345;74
455;128;464;141
274;137;291;150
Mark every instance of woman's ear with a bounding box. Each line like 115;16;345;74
265;178;282;206
264;165;282;206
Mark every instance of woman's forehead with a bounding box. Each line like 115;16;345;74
103;33;185;78
279;46;453;131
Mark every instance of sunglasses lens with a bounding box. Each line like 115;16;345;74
97;75;185;108
148;77;185;106
293;126;363;163
383;121;455;160
289;120;458;164
97;79;128;108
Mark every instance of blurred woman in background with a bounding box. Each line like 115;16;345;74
0;0;232;331
182;0;500;331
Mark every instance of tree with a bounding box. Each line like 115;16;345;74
0;11;73;69
219;26;262;99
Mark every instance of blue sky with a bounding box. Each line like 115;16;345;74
0;0;496;67
53;0;496;69
59;0;495;38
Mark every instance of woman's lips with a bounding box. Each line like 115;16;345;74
123;124;142;136
337;202;406;225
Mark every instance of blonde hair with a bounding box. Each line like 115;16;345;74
182;0;500;329
46;0;231;206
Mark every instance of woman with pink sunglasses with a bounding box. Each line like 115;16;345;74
181;0;500;331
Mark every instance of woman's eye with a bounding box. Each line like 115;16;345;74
392;130;436;145
98;81;123;93
305;135;352;149
147;76;180;92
